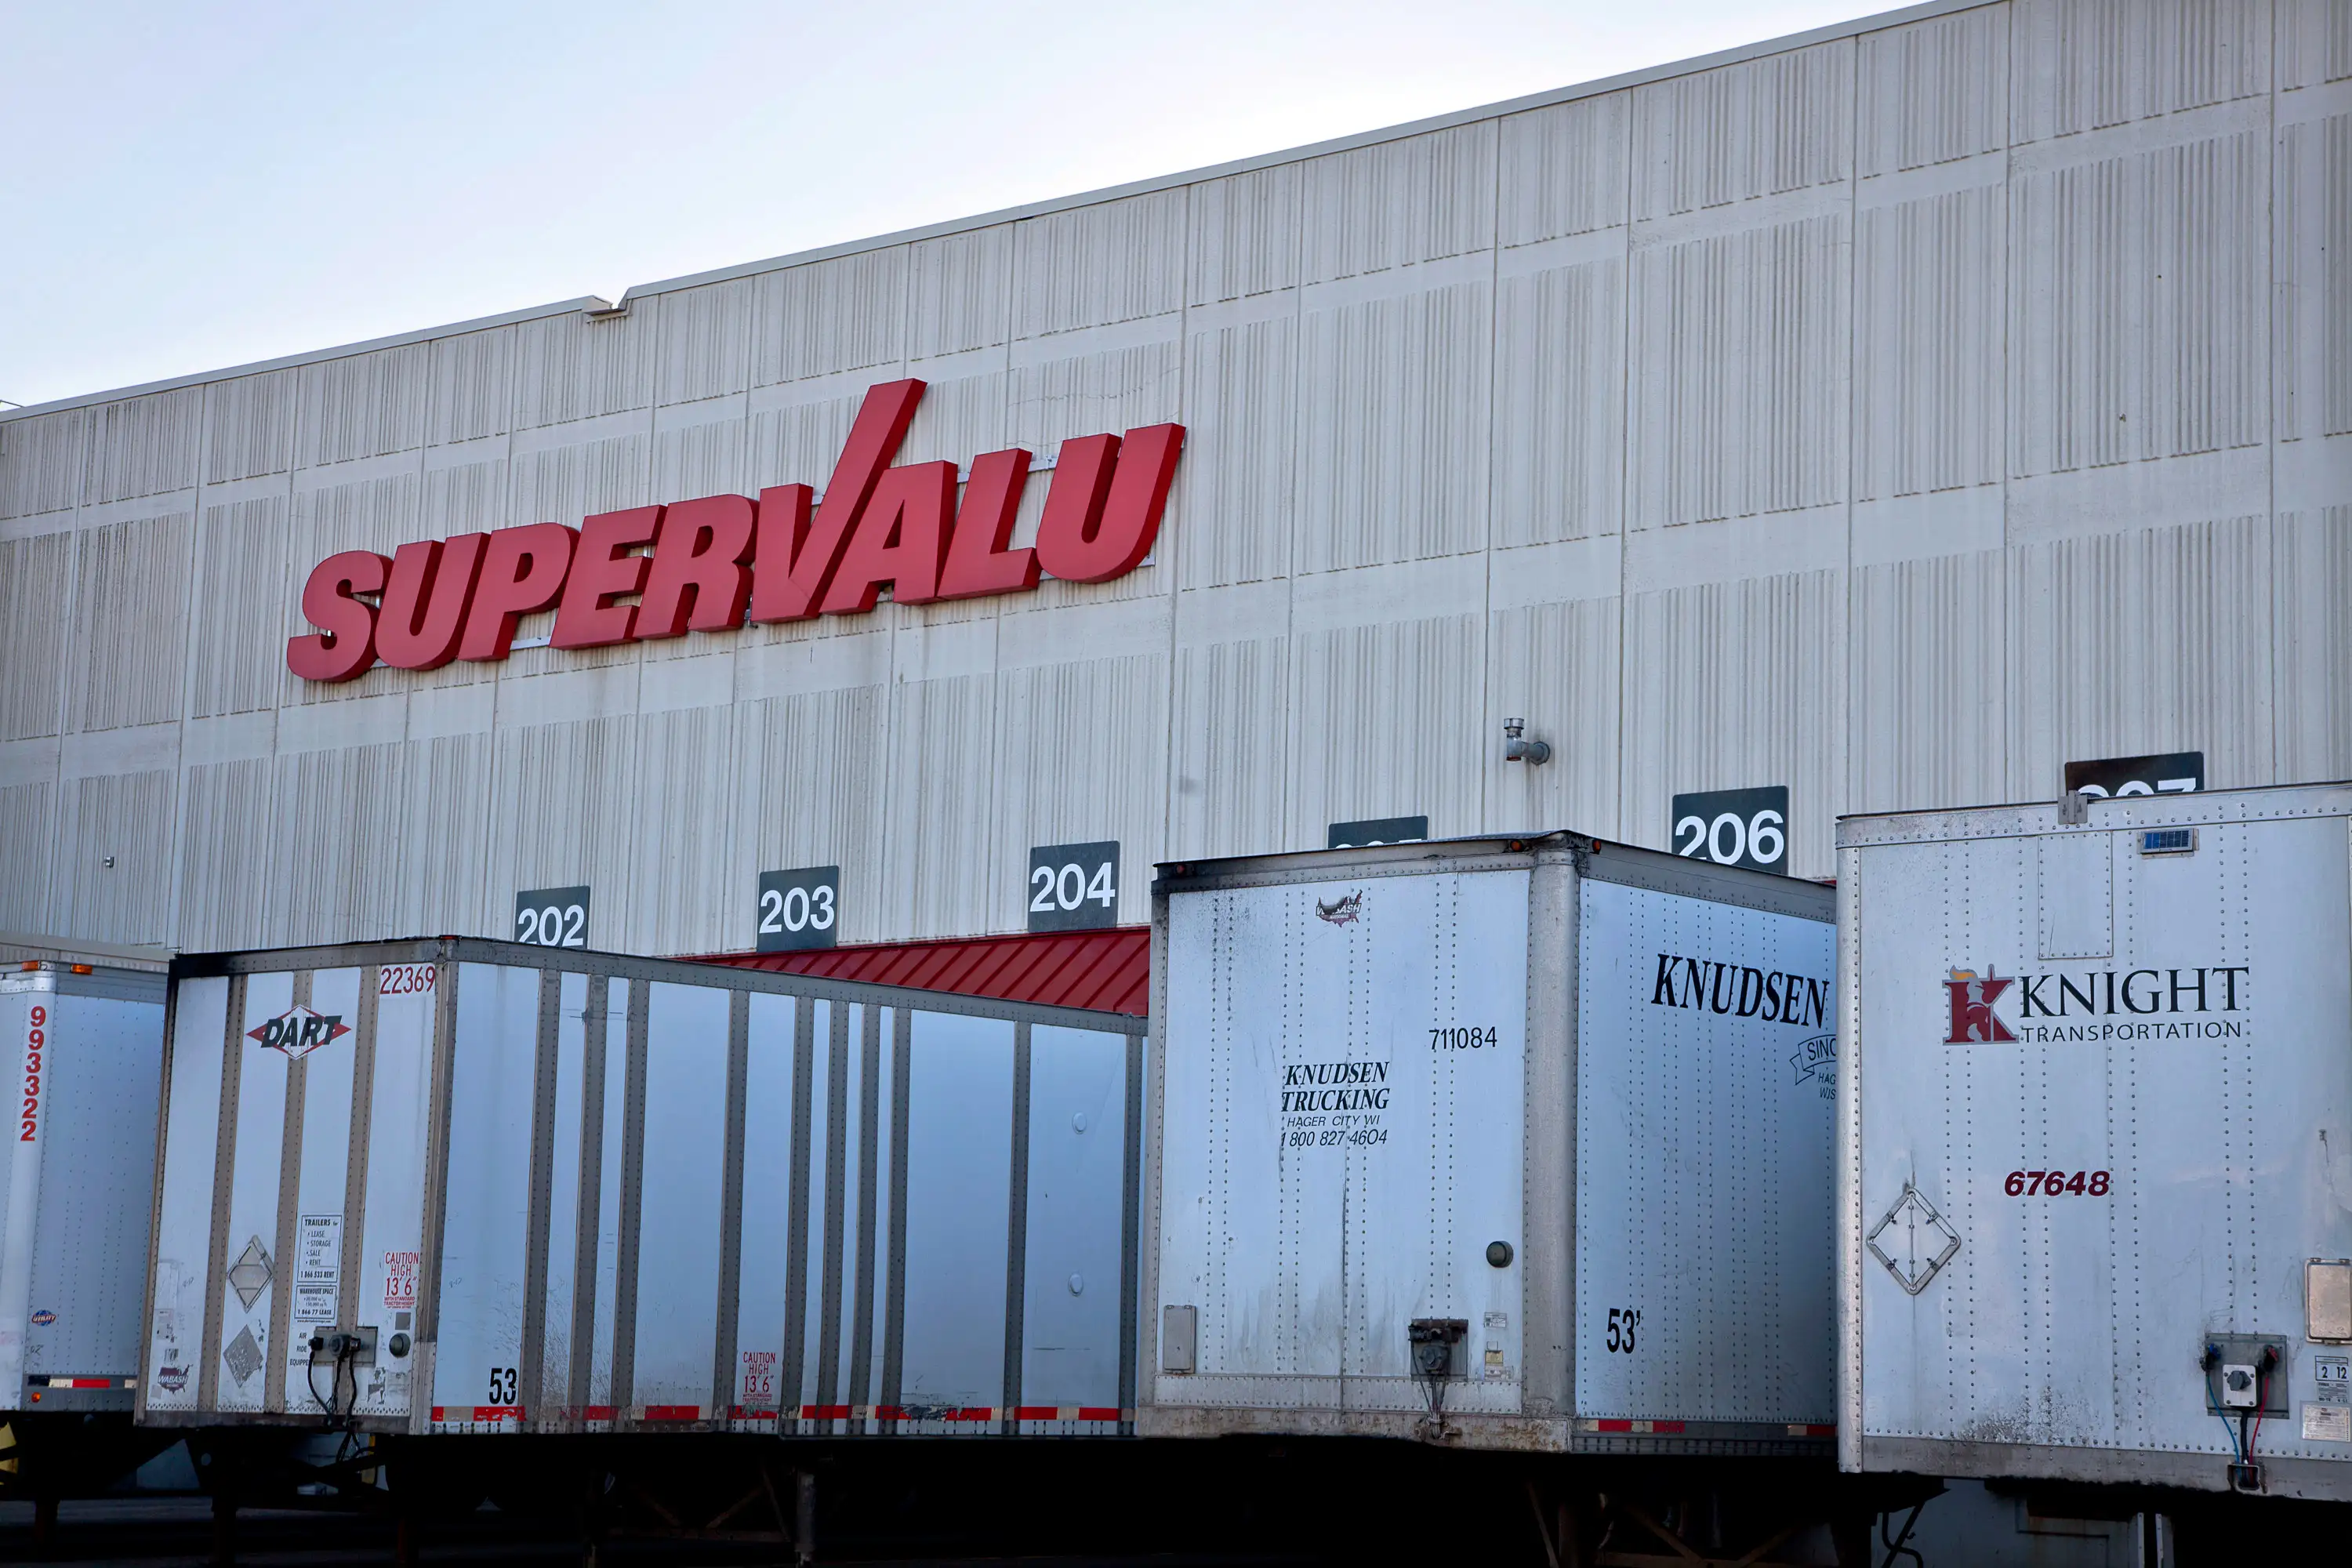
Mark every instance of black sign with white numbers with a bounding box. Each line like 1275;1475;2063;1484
2063;751;2203;798
1670;786;1789;875
757;866;840;953
1327;815;1428;849
514;886;591;949
1028;841;1120;931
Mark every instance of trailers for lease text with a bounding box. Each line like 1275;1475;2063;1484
1142;833;1841;1452
1838;782;2352;1502
138;938;1144;1440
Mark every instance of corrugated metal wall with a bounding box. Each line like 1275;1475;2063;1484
2;0;2347;953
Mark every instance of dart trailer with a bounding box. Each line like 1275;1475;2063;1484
1141;833;1841;1454
1838;782;2352;1503
136;937;1144;1441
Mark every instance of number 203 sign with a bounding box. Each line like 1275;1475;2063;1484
757;866;840;953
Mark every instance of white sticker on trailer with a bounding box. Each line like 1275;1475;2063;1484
293;1214;341;1326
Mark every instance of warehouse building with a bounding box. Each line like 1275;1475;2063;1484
1;0;2346;960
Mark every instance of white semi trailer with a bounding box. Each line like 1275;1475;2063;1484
1142;833;1896;1562
1838;782;2352;1505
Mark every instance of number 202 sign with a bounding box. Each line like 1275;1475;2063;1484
1029;841;1120;932
514;886;590;948
757;866;840;953
1670;786;1788;876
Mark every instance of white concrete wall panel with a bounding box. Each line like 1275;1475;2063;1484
202;372;297;485
0;532;71;739
882;674;996;942
187;497;290;720
1298;281;1492;571
62;768;176;945
1178;315;1295;588
1188;165;1301;305
176;759;272;950
1849;550;2009;815
70;514;191;733
0;410;86;522
0;782;55;930
427;328;514;445
483;716;639;936
1170;634;1288;863
84;390;200;507
2274;506;2352;784
1622;570;1847;879
2005;513;2275;797
1486;595;1622;837
991;651;1169;928
299;344;430;468
1494;256;1625;546
1288;612;1485;845
7;2;2343;953
266;742;407;946
730;684;885;946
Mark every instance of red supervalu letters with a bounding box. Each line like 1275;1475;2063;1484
286;379;1185;682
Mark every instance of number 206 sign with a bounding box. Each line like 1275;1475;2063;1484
1670;786;1788;875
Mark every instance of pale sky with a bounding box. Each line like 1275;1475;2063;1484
2;1;1880;411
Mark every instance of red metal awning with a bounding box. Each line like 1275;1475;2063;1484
686;927;1148;1018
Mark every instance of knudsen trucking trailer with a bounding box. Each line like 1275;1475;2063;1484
1838;782;2352;1511
0;948;174;1509
137;937;1146;1552
1143;835;1917;1563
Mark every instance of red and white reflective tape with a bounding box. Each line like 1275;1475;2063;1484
728;1404;1132;1423
429;1405;521;1423
1588;1419;1685;1434
41;1376;125;1389
1786;1423;1836;1437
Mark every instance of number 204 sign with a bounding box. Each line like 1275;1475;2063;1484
1029;841;1120;932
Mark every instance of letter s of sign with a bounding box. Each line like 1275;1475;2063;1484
286;551;391;683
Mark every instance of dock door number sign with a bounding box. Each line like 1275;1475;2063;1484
2063;751;2202;797
1029;841;1120;932
757;866;840;953
514;886;590;948
1670;787;1788;875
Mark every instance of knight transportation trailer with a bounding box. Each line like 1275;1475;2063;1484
1838;782;2352;1508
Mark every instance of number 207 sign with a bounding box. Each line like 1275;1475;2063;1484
1670;786;1789;876
757;866;840;953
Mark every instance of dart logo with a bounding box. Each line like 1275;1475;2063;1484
1944;969;2016;1044
248;1005;350;1061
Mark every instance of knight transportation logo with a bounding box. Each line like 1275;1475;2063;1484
1944;969;2016;1044
1940;961;2249;1044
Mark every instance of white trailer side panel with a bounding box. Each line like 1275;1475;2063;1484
1155;866;1530;1417
1573;874;1836;1427
1844;786;2352;1501
140;939;1144;1439
0;965;165;1410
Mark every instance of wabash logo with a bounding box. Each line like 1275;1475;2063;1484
248;1005;351;1061
287;377;1185;681
1944;969;2016;1044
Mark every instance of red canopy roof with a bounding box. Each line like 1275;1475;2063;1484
687;927;1149;1018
